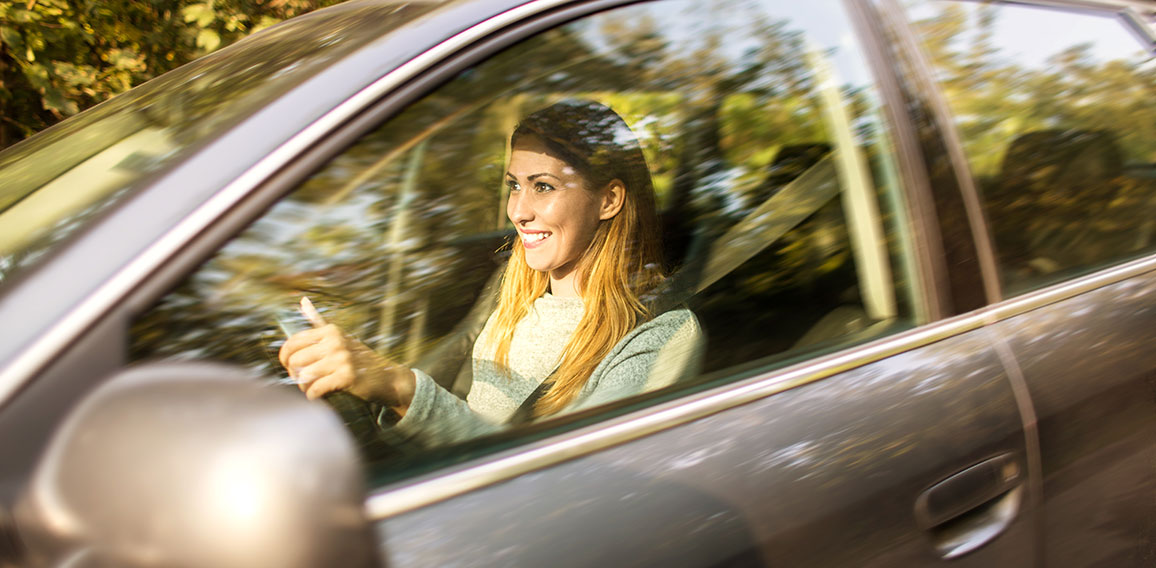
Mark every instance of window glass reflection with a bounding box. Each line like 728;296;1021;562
131;0;915;471
908;1;1156;293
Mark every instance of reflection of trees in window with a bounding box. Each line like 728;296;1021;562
909;1;1156;289
911;2;1155;175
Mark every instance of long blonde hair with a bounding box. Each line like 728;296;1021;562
487;100;664;417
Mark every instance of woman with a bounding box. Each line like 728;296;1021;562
280;100;702;446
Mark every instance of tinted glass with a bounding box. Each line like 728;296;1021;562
0;1;436;288
131;0;917;480
906;1;1156;294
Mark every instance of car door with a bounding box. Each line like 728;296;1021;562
115;0;1039;565
1;0;1041;566
896;1;1156;564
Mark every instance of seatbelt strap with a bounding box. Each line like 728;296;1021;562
507;378;555;426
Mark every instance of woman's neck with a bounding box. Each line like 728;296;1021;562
549;270;581;298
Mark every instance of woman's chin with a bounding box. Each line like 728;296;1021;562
524;250;558;273
524;252;580;282
524;259;554;273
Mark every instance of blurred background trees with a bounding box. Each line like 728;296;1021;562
0;0;345;150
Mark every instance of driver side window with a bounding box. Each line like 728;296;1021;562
130;0;918;475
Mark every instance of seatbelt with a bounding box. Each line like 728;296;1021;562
507;378;554;426
698;155;839;292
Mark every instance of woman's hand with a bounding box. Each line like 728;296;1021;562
278;297;415;416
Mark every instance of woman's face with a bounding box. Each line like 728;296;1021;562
506;136;619;283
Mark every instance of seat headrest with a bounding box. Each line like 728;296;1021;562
997;129;1123;193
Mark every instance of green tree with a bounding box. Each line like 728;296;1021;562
0;0;344;150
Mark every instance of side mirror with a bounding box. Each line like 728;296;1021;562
14;362;379;567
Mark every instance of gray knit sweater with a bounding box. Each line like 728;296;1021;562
390;294;704;447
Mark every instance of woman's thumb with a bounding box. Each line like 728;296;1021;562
299;296;327;328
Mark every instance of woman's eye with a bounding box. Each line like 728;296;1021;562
534;182;555;193
506;179;521;193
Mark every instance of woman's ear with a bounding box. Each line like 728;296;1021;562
599;180;626;220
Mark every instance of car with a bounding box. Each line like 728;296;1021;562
0;0;1153;565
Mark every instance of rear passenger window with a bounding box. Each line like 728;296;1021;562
130;0;918;476
906;1;1156;294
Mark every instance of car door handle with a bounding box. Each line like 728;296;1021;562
914;452;1024;559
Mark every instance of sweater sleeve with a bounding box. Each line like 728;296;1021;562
574;308;705;410
379;308;704;447
382;368;503;447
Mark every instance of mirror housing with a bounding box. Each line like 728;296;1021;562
14;362;378;567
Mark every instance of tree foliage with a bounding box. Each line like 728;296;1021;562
0;0;345;149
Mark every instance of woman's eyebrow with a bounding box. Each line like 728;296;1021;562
505;171;562;181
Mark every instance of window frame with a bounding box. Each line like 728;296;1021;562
872;0;1002;313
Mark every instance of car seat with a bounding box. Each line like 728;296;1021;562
987;129;1125;280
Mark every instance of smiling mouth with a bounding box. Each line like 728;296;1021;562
521;231;551;249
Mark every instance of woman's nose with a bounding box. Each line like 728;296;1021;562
507;192;533;224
